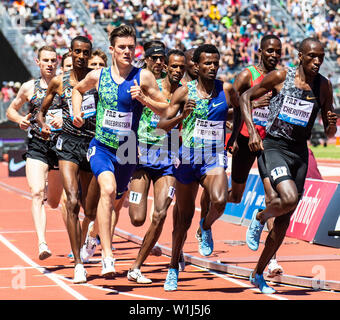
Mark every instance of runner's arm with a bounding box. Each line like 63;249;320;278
72;69;100;127
6;80;32;130
134;69;169;117
320;78;337;138
157;86;194;132
36;76;61;129
240;69;286;152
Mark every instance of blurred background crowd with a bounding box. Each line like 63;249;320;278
0;0;339;102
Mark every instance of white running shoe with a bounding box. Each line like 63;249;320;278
101;256;116;277
267;259;284;277
38;242;52;260
127;268;152;284
80;235;97;263
73;263;87;284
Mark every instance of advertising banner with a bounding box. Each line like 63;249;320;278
286;179;338;242
8;149;26;177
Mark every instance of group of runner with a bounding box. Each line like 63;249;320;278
6;24;338;293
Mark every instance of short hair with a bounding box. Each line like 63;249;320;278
109;24;136;46
192;44;220;63
298;37;323;53
91;48;108;66
37;45;56;59
166;49;185;65
260;34;281;49
61;51;72;67
70;36;93;50
143;40;165;51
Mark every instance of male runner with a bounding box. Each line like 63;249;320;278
37;36;99;284
6;46;64;260
71;25;169;278
127;49;186;284
160;44;239;291
230;35;284;276
240;38;338;293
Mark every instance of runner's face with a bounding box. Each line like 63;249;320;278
62;56;72;72
37;50;57;78
70;40;91;69
198;53;219;80
300;42;325;76
167;54;186;84
112;36;136;66
146;55;165;76
185;52;198;79
88;55;106;70
261;39;282;70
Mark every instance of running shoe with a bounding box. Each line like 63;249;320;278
67;251;74;259
246;209;264;251
267;259;284;277
198;218;214;256
164;268;179;291
101;256;116;277
250;272;276;294
179;251;185;272
73;263;87;284
80;235;97;263
127;268;152;284
38;242;52;260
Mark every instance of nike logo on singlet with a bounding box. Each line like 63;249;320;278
212;102;224;108
306;96;316;100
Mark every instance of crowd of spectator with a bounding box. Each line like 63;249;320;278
1;0;339;89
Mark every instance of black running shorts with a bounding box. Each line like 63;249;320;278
55;132;92;172
24;135;59;170
231;133;268;184
262;135;308;197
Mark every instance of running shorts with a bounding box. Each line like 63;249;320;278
261;135;308;197
174;146;228;185
55;132;92;172
87;138;136;199
24;135;59;170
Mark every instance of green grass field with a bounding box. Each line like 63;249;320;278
310;143;340;159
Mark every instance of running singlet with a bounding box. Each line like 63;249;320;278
95;66;144;149
266;67;320;144
138;78;181;146
239;65;269;140
181;80;228;149
60;71;97;139
28;78;61;140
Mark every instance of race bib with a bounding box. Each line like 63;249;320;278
150;113;160;128
46;108;62;131
193;119;224;141
102;109;133;133
278;96;313;127
253;107;269;127
68;95;96;119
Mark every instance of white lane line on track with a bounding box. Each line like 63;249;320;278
0;234;87;300
193;265;289;300
53;273;166;300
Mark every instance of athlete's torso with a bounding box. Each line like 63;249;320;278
60;71;97;139
181;79;229;149
95;66;144;149
266;67;321;144
28;78;61;140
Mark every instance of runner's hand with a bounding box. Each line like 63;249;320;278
73;112;85;128
252;92;272;109
130;79;146;103
248;132;263;152
50;114;63;130
19;113;32;130
182;99;195;119
41;123;51;139
327;111;337;127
